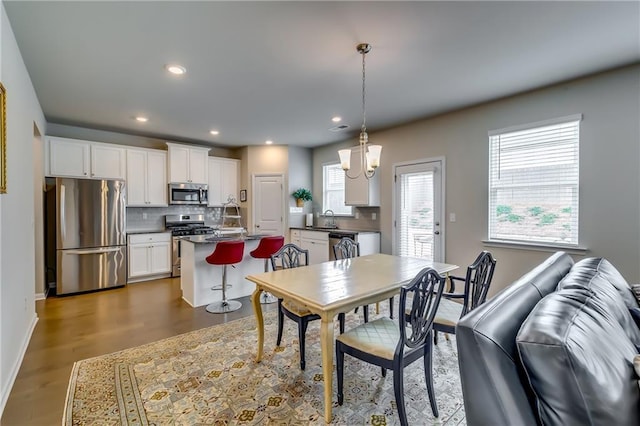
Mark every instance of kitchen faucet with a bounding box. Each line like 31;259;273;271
323;209;336;228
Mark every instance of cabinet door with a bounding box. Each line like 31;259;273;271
344;147;380;206
208;157;223;206
91;144;125;179
126;149;147;206
221;159;238;203
146;150;167;206
188;149;209;184
149;241;171;274
128;244;151;277
49;138;90;177
168;145;190;183
302;238;328;264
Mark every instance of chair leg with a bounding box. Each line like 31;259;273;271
389;297;394;319
336;343;345;405
338;313;345;334
276;302;284;346
433;330;438;345
393;367;408;426
424;339;439;418
381;367;386;377
299;319;308;370
363;305;369;322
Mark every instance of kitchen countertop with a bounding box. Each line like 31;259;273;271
289;227;380;234
126;229;168;234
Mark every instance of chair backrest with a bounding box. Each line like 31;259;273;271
206;240;245;265
397;267;445;357
461;251;497;316
270;243;309;270
333;237;360;259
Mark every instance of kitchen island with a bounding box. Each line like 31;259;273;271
179;235;269;307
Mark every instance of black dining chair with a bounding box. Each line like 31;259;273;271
270;243;345;370
433;250;497;344
336;267;446;425
333;237;395;321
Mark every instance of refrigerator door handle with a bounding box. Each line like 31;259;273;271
63;247;121;255
60;184;66;243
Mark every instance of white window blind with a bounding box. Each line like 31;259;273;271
488;115;580;246
323;163;353;216
398;171;434;259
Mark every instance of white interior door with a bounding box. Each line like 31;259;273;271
253;174;284;235
393;159;444;261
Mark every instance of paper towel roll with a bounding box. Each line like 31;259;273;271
306;213;313;227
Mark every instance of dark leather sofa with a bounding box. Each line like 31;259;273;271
456;251;640;426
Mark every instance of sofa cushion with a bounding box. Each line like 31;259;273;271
558;258;640;347
517;287;640;426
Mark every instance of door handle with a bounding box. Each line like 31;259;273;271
64;247;121;255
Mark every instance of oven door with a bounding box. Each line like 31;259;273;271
172;237;182;277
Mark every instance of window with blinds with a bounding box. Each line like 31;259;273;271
488;115;581;246
398;170;434;259
322;163;353;216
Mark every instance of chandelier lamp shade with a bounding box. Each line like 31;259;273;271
339;43;382;180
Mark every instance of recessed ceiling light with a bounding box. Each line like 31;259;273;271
332;116;342;123
265;140;273;145
135;116;148;122
165;64;186;75
210;130;219;135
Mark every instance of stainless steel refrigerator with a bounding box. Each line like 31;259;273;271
55;178;127;295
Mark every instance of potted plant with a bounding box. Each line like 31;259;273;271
292;188;312;207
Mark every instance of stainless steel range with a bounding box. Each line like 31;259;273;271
165;214;216;277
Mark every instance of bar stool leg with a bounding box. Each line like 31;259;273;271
206;265;242;313
260;259;279;304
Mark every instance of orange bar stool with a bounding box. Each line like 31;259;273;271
250;236;285;304
205;240;245;314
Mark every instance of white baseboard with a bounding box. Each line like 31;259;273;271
0;313;38;416
35;292;45;301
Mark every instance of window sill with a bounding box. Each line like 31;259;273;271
482;239;588;255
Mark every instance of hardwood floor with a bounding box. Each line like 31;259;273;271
1;278;276;425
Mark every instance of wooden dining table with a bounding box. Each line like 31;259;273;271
246;253;459;423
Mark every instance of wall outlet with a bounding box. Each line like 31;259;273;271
449;213;456;222
142;212;148;220
355;212;360;219
372;212;377;220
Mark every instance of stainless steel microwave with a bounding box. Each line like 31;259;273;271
169;183;208;205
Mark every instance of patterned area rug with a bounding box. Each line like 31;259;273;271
64;309;466;425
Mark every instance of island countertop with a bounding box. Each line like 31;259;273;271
177;233;273;244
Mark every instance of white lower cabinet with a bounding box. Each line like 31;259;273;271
300;230;329;264
290;229;301;246
128;232;172;282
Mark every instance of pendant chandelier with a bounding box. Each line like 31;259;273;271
338;43;382;180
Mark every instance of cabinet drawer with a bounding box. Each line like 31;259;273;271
128;232;171;245
300;230;328;241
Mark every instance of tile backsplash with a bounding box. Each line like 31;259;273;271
126;206;227;231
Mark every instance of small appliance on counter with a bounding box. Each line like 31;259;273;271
165;214;216;277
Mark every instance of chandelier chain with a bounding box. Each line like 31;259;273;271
361;48;367;133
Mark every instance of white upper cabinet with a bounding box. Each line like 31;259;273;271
344;147;380;206
47;136;126;180
167;143;209;184
126;148;167;206
208;156;239;206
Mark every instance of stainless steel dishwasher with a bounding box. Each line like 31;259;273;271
329;232;357;260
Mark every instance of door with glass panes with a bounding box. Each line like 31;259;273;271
393;160;444;261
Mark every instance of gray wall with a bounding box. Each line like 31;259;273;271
314;65;640;295
287;146;312;228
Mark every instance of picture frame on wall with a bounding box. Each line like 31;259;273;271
0;83;6;194
240;189;247;202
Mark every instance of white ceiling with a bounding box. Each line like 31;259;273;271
4;1;639;148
